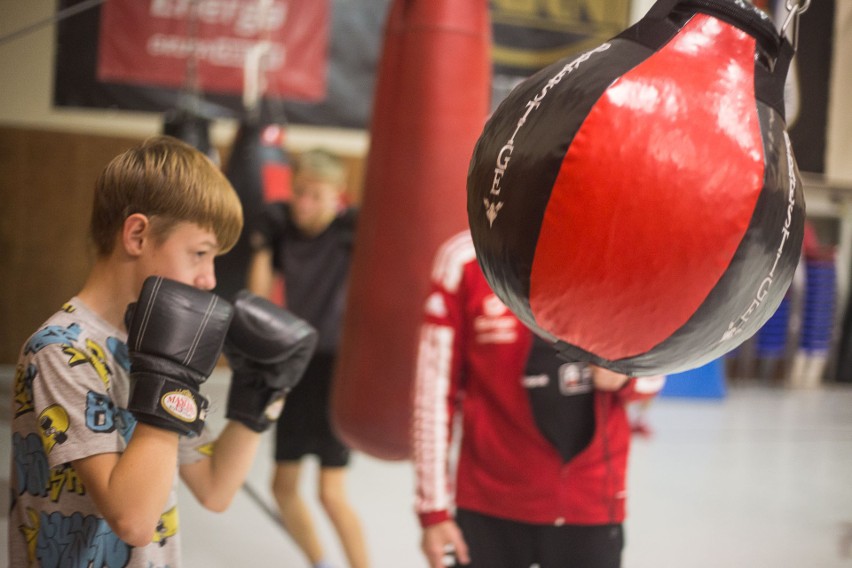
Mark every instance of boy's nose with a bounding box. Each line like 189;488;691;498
196;263;217;291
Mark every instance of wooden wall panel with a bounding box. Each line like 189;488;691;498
0;127;142;363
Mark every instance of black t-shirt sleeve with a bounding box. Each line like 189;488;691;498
337;207;358;250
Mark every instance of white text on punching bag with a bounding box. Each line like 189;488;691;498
483;43;611;227
722;132;798;342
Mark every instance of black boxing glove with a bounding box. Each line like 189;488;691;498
125;276;234;436
223;290;318;432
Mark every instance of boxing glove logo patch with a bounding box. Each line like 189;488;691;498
264;395;286;422
160;389;199;423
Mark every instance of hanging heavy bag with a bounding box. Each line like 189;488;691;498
162;107;217;164
331;0;491;460
467;0;805;376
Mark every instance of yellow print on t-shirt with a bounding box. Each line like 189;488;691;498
49;464;86;502
13;363;37;418
38;404;70;454
153;506;180;546
63;338;113;389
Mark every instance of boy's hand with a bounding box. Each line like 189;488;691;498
223;290;317;432
125;276;233;435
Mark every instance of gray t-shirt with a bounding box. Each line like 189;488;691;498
8;297;212;568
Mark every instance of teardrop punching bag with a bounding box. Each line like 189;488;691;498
467;0;805;377
331;0;491;460
215;119;291;301
162;107;217;164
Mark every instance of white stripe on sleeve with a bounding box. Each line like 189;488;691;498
412;323;455;515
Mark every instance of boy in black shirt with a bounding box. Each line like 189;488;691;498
248;149;367;568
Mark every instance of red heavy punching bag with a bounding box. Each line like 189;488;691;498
331;0;491;460
468;0;805;376
215;119;291;301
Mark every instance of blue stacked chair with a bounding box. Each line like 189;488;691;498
800;260;837;354
756;296;791;358
660;357;727;399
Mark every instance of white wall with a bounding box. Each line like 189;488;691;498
0;0;369;155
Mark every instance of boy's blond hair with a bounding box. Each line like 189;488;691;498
90;135;243;257
294;148;347;187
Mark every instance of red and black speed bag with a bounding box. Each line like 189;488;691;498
467;0;805;376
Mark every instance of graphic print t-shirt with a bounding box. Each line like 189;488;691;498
8;298;211;568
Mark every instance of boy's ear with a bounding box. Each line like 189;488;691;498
122;213;150;256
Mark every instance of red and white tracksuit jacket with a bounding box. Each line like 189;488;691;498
412;231;664;528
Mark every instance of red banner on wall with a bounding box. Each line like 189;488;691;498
97;0;329;101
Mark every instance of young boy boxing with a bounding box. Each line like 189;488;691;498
9;135;316;567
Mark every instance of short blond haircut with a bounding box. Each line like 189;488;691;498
90;135;243;257
294;148;347;187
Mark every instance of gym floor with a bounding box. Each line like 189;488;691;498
2;368;852;567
